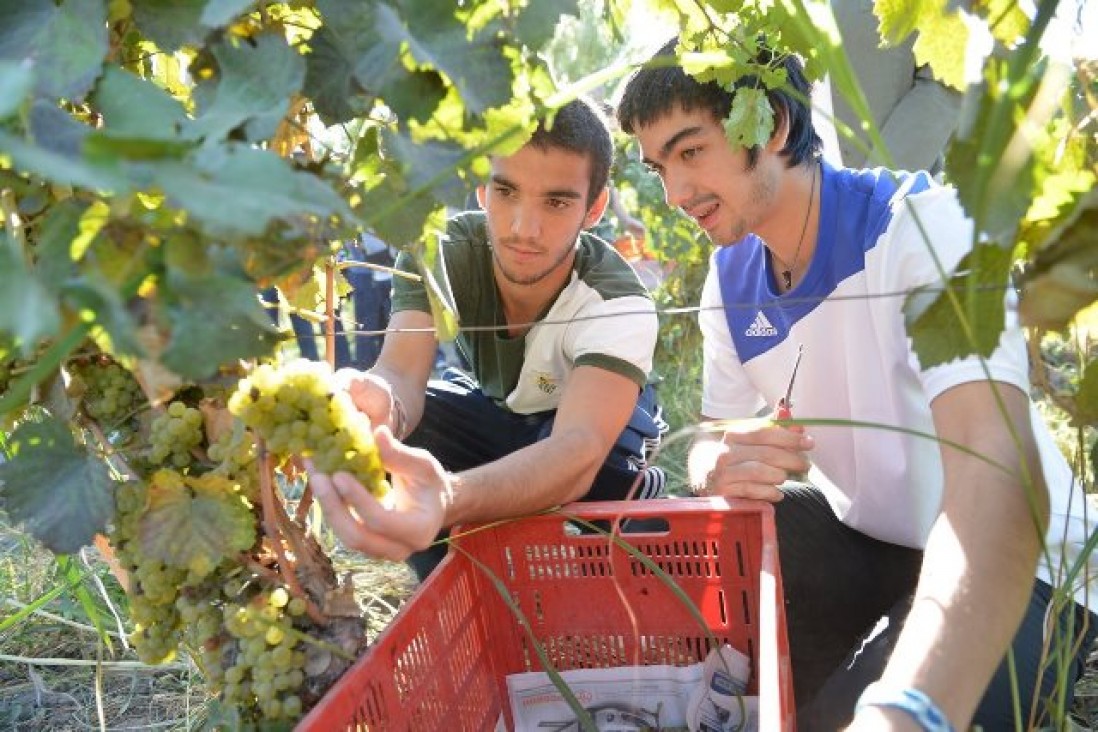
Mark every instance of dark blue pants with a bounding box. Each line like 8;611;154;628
779;485;1096;730
403;369;666;580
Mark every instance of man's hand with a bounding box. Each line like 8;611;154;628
691;418;814;502
308;426;452;561
335;368;402;437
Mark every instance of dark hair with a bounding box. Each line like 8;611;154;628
529;98;614;206
616;37;821;169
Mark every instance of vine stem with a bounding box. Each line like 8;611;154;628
256;444;326;625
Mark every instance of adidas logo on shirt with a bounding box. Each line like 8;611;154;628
745;311;778;337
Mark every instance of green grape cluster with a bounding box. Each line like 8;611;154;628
228;359;387;497
208;428;259;500
71;357;145;429
148;401;205;467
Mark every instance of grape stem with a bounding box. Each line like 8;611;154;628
257;444;327;626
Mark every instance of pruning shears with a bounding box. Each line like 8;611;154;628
776;345;804;424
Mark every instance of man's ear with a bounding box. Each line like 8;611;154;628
475;185;487;209
766;100;791;153
583;187;611;229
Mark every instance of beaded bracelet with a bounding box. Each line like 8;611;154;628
855;682;955;732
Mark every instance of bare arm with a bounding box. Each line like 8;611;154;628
338;309;437;435
848;380;1049;730
444;365;640;525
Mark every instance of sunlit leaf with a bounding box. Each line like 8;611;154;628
417;233;459;343
873;0;922;45
0;417;113;555
905;242;1013;368
0;60;33;119
912;7;967;90
140;472;256;574
190;33;306;143
723;86;774;149
0;0;107;101
0;235;61;347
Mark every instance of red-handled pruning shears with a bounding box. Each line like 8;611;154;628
776;344;804;423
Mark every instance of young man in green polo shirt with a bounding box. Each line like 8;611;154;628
309;98;665;580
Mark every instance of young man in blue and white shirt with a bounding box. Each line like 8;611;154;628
617;37;1096;731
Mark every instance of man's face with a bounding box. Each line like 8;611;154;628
480;144;606;287
634;106;779;246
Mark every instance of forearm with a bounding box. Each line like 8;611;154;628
445;428;606;526
367;363;427;432
870;387;1048;728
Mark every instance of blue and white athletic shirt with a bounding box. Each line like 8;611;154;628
699;162;1094;610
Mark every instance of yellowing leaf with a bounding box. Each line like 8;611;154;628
912;7;968;90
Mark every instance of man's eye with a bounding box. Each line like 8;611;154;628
682;146;702;161
547;198;569;209
494;186;515;198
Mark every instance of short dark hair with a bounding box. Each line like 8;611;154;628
529;98;613;206
617;37;821;169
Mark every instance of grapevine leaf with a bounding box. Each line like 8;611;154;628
722;86;774;150
189;33;305;143
372;0;513;114
200;0;257;29
34;198;87;288
946;58;1040;242
130;0;208;52
359;175;438;249
0;0;106;101
873;0;922;46
303;1;377;125
417;234;460;343
905;242;1013;368
0;234;61;347
381;69;447;126
0;417;113;555
92;67;190;140
161;271;279;379
140;476;256;574
153;144;352;238
1019;189;1098;330
0;123;125;193
62;278;145;358
513;0;580;50
1077;359;1098;426
911;7;967;90
971;0;1030;47
385;130;468;206
0;60;33;119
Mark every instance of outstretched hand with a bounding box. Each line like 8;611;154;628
698;418;814;502
307;426;452;562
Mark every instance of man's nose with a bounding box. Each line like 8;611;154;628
661;168;691;209
510;204;540;238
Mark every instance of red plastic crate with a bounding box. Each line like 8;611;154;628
297;497;794;730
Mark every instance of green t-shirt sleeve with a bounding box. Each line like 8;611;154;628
390;249;431;314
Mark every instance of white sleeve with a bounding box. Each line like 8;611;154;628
881;186;1031;401
699;257;767;418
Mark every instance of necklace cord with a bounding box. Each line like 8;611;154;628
777;162;817;290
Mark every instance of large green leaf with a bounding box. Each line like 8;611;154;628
385;130;468;205
373;0;513;114
92;67;190;140
304;0;378;125
153;144;351;238
0;235;61;347
0;60;33;119
62;277;145;358
905;242;1013;368
189;33;305;143
0;417;113;555
131;0;208;52
0;115;125;192
139;474;256;575
161;270;278;379
0;0;106;101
